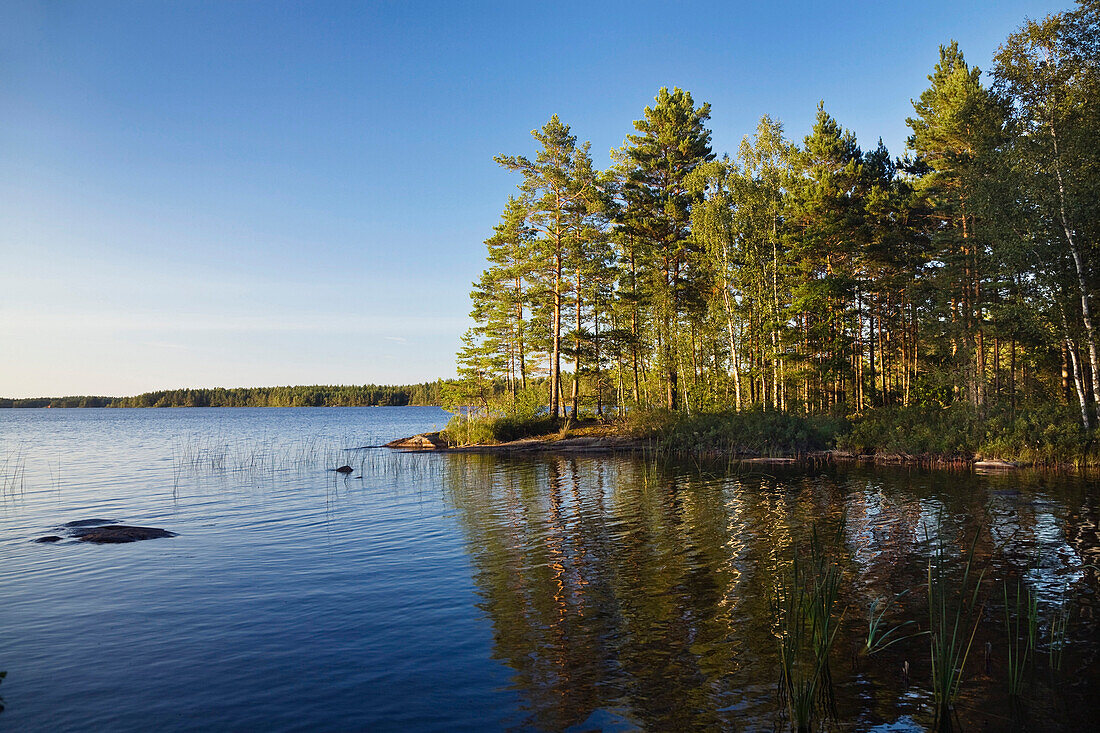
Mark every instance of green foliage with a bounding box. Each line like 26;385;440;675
840;404;981;457
629;407;846;455
441;386;558;446
840;403;1095;462
978;403;1094;463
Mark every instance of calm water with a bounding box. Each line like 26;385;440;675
2;407;1099;731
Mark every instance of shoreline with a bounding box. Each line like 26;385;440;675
384;431;1036;470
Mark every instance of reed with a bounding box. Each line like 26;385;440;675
1048;602;1069;672
1003;578;1037;696
927;526;985;732
1;447;26;496
776;526;844;732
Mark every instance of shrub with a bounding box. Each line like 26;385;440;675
629;407;846;455
839;404;980;457
978;403;1093;464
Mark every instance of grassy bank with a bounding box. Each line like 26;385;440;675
440;403;1099;466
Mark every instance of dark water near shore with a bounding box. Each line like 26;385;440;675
2;407;1099;731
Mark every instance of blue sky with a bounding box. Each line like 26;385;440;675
0;0;1068;397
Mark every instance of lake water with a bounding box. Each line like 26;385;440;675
2;407;1099;731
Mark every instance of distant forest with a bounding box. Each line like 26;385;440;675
457;2;1100;429
0;382;450;409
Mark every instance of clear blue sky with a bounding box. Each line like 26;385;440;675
0;0;1068;397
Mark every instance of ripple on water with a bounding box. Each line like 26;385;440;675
3;408;1100;731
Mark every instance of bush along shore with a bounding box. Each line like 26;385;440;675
394;403;1099;468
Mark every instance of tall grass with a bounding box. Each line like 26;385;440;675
1;447;26;496
776;527;845;732
1003;578;1038;696
927;527;985;732
1048;595;1069;672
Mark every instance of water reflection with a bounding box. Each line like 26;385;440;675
443;455;1100;731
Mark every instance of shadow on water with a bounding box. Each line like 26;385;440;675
441;454;1100;731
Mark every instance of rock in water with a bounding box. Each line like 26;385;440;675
335;465;354;474
384;433;446;450
34;536;63;543
69;525;177;544
63;518;118;528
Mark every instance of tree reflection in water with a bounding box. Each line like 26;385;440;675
443;455;1100;731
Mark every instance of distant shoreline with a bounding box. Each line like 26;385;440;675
0;382;452;409
0;403;445;408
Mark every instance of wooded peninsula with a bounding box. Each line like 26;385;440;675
446;3;1100;464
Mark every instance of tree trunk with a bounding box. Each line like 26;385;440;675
571;267;582;420
1050;120;1100;417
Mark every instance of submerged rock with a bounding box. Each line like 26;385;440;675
63;518;118;528
34;535;63;543
334;465;354;474
69;525;177;544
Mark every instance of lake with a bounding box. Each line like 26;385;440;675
2;407;1098;731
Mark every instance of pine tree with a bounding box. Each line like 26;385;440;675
617;87;715;410
469;196;535;401
787;103;865;409
496;116;598;418
908;42;1006;407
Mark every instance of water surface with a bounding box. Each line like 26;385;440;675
2;408;1098;731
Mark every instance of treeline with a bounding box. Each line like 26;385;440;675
0;382;450;408
458;2;1100;430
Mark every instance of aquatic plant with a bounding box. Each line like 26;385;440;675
1;447;26;496
927;527;985;732
863;591;922;656
1048;596;1069;672
776;527;844;732
1003;578;1038;696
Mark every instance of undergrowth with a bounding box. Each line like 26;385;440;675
628;407;846;455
